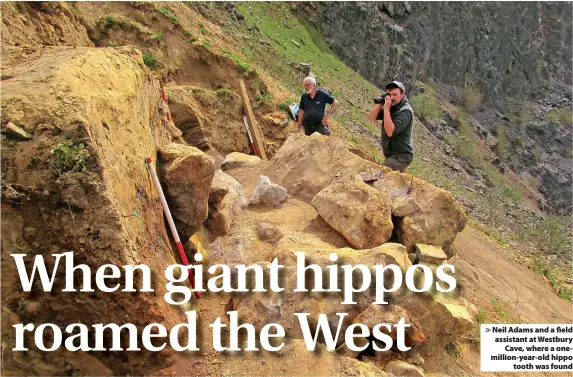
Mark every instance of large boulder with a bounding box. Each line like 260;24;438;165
205;170;246;236
374;171;467;257
265;133;391;201
394;291;474;345
158;143;216;239
312;174;393;249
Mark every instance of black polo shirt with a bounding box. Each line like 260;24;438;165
299;89;335;124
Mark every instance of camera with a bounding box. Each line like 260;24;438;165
373;92;390;104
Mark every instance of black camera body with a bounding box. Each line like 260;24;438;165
373;92;390;104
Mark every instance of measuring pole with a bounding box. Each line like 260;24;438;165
145;157;200;299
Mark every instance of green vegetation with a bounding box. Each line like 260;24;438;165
104;16;118;29
472;220;509;246
142;53;158;68
216;88;233;102
169;14;179;24
533;258;572;302
107;41;121;47
495;124;509;160
445;112;522;205
156;5;179;24
222;50;250;73
200;39;212;49
276;98;297;112
51;140;90;173
158;6;169;15
235;3;379;101
490;298;509;322
410;93;444;122
461;85;483;112
520;216;570;256
475;309;487;324
546;107;572;126
103;15;128;29
152;32;163;41
509;109;531;126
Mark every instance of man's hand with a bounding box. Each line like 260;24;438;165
322;116;329;126
383;95;392;111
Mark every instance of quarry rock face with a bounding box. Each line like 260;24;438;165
311;174;393;249
1;46;188;375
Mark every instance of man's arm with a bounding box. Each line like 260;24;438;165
297;95;305;132
368;104;383;122
382;95;396;136
322;99;339;125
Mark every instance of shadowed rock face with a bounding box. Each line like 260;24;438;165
304;2;572;103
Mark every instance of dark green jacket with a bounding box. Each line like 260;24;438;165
377;98;414;163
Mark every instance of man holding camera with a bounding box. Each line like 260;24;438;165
368;81;414;172
297;76;339;136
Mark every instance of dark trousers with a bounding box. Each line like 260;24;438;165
383;156;410;172
303;121;329;136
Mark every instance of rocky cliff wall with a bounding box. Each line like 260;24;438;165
304;2;572;108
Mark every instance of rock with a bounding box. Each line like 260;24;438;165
256;221;284;245
158;143;215;239
205;170;245;236
291;39;301;48
250;175;288;207
204;147;225;170
395;291;474;345
407;350;425;365
373;171;413;199
415;244;447;265
265;133;390;201
208;168;244;204
263;112;289;126
272;232;336;263
338;304;427;357
300;63;311;75
353;305;427;346
384;360;425;377
236;243;411;348
392;195;420;217
359;168;384;183
374;172;467;257
311;174;393;249
221;152;262;170
165;120;183;138
400;177;468;257
3;122;32;140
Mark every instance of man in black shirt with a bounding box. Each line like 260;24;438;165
368;81;414;172
297;77;339;136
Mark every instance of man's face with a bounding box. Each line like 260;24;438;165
388;87;405;106
303;81;315;94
